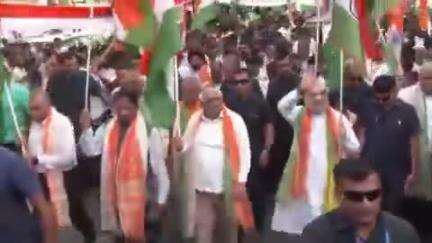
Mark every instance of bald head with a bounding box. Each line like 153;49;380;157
29;89;52;122
300;73;326;93
200;87;223;119
300;74;329;113
419;62;432;95
199;86;223;103
182;76;202;103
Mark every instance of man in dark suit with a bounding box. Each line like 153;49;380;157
302;159;420;243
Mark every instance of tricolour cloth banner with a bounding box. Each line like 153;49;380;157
0;17;115;42
197;0;286;8
0;4;112;18
237;0;287;7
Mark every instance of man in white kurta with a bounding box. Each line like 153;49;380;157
398;62;432;200
271;75;360;234
27;90;77;229
176;87;252;243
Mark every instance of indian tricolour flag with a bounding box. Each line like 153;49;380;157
113;0;186;128
327;0;363;61
113;0;156;47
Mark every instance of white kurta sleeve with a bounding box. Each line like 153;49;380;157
149;128;170;204
232;113;251;183
277;89;302;124
341;115;360;153
37;118;77;171
78;125;106;157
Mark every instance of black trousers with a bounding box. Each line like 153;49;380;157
246;165;268;233
1;143;20;154
380;172;406;214
400;197;432;243
64;156;100;242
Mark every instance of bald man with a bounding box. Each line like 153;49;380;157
175;87;253;243
399;63;432;241
180;76;202;123
270;75;360;238
27;89;77;231
399;63;432;199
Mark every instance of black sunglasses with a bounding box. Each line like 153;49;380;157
343;189;382;202
230;79;250;85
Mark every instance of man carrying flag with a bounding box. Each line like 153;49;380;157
174;87;254;243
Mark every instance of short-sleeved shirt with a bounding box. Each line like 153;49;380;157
226;93;272;163
0;82;30;145
0;147;42;242
360;99;420;176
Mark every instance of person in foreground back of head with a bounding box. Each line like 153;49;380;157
0;146;57;243
301;159;420;243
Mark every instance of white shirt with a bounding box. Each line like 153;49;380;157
178;54;199;80
399;83;432;145
272;89;360;234
79;125;170;204
28;108;77;173
425;97;432;144
184;111;251;194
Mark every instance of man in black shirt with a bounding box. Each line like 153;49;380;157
225;69;275;233
302;159;420;243
46;50;103;243
358;75;420;213
266;70;299;194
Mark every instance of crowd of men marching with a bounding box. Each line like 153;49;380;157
2;7;432;243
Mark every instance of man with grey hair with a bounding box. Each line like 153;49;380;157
174;86;253;243
270;74;360;240
399;62;432;242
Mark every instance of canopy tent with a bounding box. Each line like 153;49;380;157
0;3;114;42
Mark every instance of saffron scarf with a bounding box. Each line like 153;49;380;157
187;107;254;231
41;109;72;227
175;100;202;237
277;106;340;211
102;114;148;241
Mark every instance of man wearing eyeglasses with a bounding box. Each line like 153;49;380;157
358;75;420;214
301;159;420;243
225;69;275;233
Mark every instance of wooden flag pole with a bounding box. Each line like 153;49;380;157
84;8;94;111
315;0;321;74
338;49;344;154
4;82;26;154
84;37;92;110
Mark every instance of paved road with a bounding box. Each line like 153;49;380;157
61;188;300;243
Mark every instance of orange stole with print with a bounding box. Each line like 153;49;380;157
221;108;255;230
190;108;254;230
42;110;71;227
106;117;147;240
291;107;339;199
